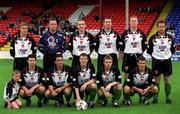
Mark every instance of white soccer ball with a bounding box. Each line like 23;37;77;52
76;100;88;111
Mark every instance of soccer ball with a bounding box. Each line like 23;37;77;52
76;100;88;111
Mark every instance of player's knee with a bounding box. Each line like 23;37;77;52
90;83;96;89
64;87;72;95
153;86;158;93
38;86;45;93
123;85;130;93
98;89;104;96
45;90;51;97
114;84;122;90
19;89;25;96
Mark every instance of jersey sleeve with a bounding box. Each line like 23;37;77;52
20;69;26;87
38;34;48;54
89;33;95;53
147;69;155;86
94;32;100;52
147;35;154;55
115;32;121;51
126;69;135;87
119;31;126;51
114;68;122;83
38;67;44;84
68;34;74;52
96;71;104;88
66;66;73;84
10;38;15;57
72;66;79;88
141;31;147;52
90;64;96;80
4;81;13;100
30;37;37;55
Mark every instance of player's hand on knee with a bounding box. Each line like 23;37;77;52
105;84;111;92
55;88;62;93
80;84;87;92
105;92;111;97
52;91;57;97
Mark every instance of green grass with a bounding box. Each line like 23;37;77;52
0;59;180;114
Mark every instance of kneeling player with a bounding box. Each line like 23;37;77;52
123;56;158;105
73;53;96;108
19;54;45;107
97;55;122;107
3;70;22;109
44;54;72;107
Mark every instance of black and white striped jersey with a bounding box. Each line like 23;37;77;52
48;65;72;87
120;29;147;54
126;67;155;88
10;34;36;58
95;29;121;54
73;64;96;87
147;32;176;60
3;79;20;102
69;31;94;56
21;66;43;88
97;67;121;87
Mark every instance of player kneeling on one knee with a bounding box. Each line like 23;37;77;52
73;53;96;108
123;56;158;105
19;54;45;107
97;55;122;107
3;69;22;109
44;54;72;107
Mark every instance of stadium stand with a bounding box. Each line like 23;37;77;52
166;0;180;44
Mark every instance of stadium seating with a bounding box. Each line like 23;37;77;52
166;0;180;44
83;0;166;35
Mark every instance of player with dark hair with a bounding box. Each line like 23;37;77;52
44;54;72;107
73;53;96;108
39;18;66;75
19;54;45;107
147;20;176;104
3;69;22;109
97;54;122;107
69;20;95;68
123;56;158;105
10;22;37;71
120;15;147;79
95;18;121;72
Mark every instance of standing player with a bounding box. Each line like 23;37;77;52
19;54;45;107
147;20;176;104
97;55;122;107
3;69;22;109
120;15;147;79
44;54;72;107
73;53;96;108
69;20;94;68
10;22;37;71
39;18;66;75
123;56;158;105
95;18;121;72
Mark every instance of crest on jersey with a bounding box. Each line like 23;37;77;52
48;36;56;49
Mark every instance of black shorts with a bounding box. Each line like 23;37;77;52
71;55;91;69
97;53;119;72
152;58;172;76
13;58;27;71
122;53;142;73
43;54;56;73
